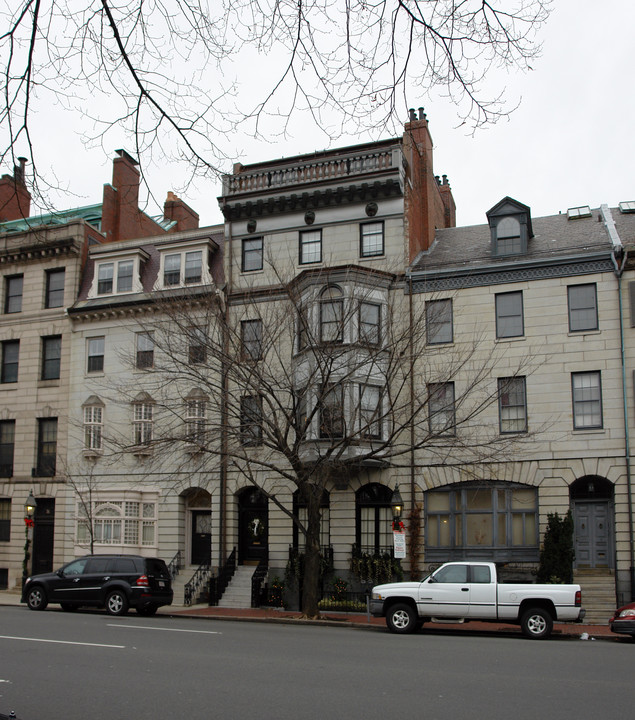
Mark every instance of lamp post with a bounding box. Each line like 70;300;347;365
22;490;37;588
391;484;403;531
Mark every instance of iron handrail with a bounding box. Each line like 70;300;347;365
184;560;211;606
209;547;236;606
250;554;268;608
167;550;183;580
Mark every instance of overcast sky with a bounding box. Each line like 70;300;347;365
23;0;634;230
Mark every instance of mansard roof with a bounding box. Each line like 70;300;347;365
408;205;635;292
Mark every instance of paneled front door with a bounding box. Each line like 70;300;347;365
574;501;611;568
191;510;211;565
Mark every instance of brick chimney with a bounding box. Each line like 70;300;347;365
402;108;455;261
0;157;31;222
164;191;199;231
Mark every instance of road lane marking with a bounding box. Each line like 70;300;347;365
107;624;220;635
0;635;124;648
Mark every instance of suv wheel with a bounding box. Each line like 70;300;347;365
106;590;129;616
26;586;48;611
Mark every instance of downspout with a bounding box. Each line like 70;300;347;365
408;273;416;577
604;204;635;600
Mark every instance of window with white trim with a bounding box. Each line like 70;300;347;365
426;299;453;344
360;222;384;257
428;382;455;434
498;377;527;433
136;332;154;369
76;500;157;548
359;385;381;439
495;291;524;338
87;337;104;373
133;402;153;445
84;405;103;451
359;302;381;345
572;371;603;429
299;230;322;265
568;283;598;332
186;399;206;445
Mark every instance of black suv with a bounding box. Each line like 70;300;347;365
21;555;173;616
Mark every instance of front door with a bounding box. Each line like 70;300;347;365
574;501;611;568
32;498;55;575
239;489;268;564
191;511;211;565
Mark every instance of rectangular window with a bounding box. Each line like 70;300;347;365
1;340;19;383
164;254;181;286
241;319;263;361
360;221;384;257
359;302;381;345
429;382;455;434
188;327;207;365
0;421;15;478
37;418;57;476
320;384;344;439
45;269;65;308
572;371;603;429
184;251;203;284
86;337;104;373
297;306;309;351
426;299;453;344
568;284;598;332
299;230;322;265
4;275;23;313
97;263;114;294
498;377;527;433
41;335;62;380
133;403;153;445
136;332;154;369
186;399;206;444
240;395;263;446
117;261;134;293
495;291;524;338
320;296;344;343
242;237;263;272
0;498;10;541
84;406;103;451
360;385;381;439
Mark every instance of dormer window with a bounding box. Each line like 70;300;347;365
487;197;533;258
98;263;114;294
495;217;521;255
91;250;146;298
157;240;214;290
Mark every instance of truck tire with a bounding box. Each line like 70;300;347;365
386;603;418;634
520;607;553;639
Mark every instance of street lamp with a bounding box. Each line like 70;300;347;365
22;490;37;588
391;484;403;531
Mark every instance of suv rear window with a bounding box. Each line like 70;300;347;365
110;558;138;573
145;559;169;577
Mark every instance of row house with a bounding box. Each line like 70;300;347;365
0;151;199;590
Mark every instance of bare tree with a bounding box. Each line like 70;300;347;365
104;263;541;617
0;0;550;208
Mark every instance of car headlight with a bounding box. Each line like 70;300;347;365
618;608;635;618
371;592;383;600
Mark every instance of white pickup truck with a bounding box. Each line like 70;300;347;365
370;561;585;639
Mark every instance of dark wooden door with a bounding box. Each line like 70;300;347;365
191;511;211;565
239;489;268;563
32;498;55;575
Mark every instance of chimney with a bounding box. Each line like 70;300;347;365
101;149;142;242
402;108;455;262
0;156;31;222
164;191;199;231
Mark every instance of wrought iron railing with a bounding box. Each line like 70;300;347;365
318;590;368;612
183;561;211;606
208;547;236;606
350;543;402;585
250;554;268;608
167;550;183;580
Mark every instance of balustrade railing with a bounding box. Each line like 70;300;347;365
167;550;183;580
208;547;236;606
224;148;400;196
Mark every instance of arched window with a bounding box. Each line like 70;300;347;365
293;488;330;550
495;216;522;255
425;482;538;562
356;483;392;554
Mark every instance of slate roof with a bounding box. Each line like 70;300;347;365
410;206;635;277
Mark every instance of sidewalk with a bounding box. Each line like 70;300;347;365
0;590;616;639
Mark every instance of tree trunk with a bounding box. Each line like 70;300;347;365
301;486;323;618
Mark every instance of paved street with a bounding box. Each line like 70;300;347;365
0;605;632;720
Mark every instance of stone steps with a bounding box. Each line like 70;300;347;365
217;566;255;609
574;572;616;624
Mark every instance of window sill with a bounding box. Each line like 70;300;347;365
567;329;600;337
83;449;103;460
38;379;61;388
495;335;526;343
572;427;605;434
131;446;153;457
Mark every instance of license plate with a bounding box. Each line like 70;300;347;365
159;581;165;588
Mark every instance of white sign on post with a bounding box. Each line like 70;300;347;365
393;530;406;559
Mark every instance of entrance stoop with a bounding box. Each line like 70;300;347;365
573;570;616;624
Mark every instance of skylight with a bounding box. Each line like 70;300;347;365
619;201;635;214
567;206;592;220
